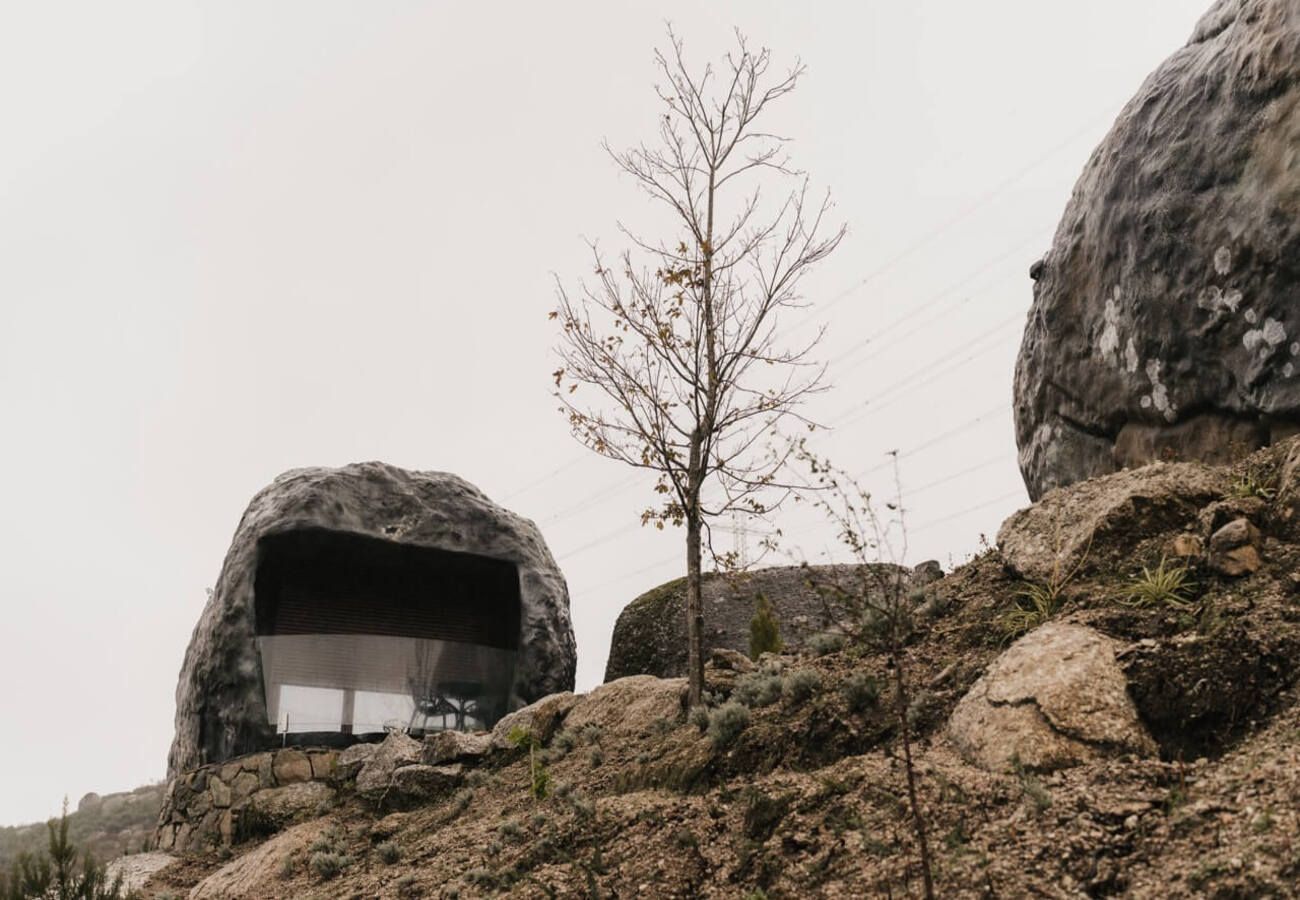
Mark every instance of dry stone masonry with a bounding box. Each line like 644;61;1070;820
1014;0;1300;499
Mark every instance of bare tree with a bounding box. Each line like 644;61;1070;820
551;27;844;706
797;449;935;898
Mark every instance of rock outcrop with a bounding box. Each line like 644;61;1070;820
997;461;1228;582
167;462;575;775
605;563;941;681
1014;0;1300;499
948;622;1157;772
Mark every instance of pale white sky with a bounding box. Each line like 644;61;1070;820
0;1;1209;826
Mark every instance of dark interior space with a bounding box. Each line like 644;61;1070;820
254;528;521;649
252;528;521;745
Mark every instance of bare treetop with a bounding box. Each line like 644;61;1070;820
553;27;843;704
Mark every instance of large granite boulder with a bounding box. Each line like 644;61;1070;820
1014;0;1300;500
948;622;1157;772
168;462;575;775
604;563;942;681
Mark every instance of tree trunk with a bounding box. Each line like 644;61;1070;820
684;431;706;707
891;654;935;899
685;510;704;707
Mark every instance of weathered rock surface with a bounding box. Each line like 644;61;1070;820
103;852;175;893
565;675;688;735
605;563;940;680
422;729;492;765
948;622;1157;772
189;822;327;900
248;781;335;824
388;764;464;804
335;742;378;780
168;461;576;774
998;461;1228;582
355;732;423;799
490;692;577;750
1014;0;1300;499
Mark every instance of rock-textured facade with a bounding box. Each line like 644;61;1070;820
168;462;575;776
1014;0;1300;500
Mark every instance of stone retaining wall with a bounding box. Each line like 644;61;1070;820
154;747;341;852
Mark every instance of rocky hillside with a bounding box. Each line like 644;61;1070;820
113;438;1300;897
0;784;163;872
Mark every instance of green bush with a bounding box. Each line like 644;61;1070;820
707;701;751;748
749;594;783;660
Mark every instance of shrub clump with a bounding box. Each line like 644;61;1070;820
842;671;881;713
733;670;783;708
376;840;401;864
707;701;751;748
807;631;845;657
308;850;352;881
783;668;822;704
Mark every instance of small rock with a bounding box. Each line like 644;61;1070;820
272;749;313;785
1209;517;1259;552
336;742;379;780
1123;814;1139;831
948;622;1157;772
388;764;464;805
356;733;424;799
708;647;755;673
491;692;577;749
1170;533;1203;558
308;751;336;779
1212;544;1261;576
248;782;334;825
210;778;232;809
423;730;492;765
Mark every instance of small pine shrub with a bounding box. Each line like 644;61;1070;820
749;594;784;659
806;631;845;657
376;840;400;865
733;671;783;708
588;747;605;768
842;672;880;713
707;701;751;748
783;668;822;704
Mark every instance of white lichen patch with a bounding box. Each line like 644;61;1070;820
1243;317;1288;356
1285;363;1295;378
1124;337;1139;374
1245;309;1259;325
1197;285;1243;314
1099;292;1121;364
1144;359;1177;423
1214;245;1233;276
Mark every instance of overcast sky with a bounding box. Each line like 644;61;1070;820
0;1;1211;827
